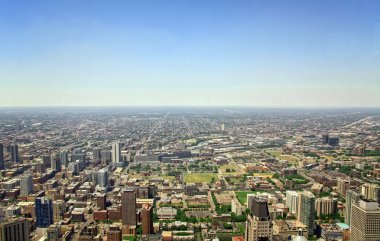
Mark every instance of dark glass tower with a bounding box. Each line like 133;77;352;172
35;197;53;228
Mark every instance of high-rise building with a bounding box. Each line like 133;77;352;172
112;142;122;163
297;191;315;237
51;153;61;172
35;197;53;228
322;134;329;145
42;155;51;168
337;178;350;197
0;143;4;170
245;197;273;241
96;193;107;210
345;190;361;226
60;150;69;167
9;143;19;163
315;197;337;217
0;218;30;241
70;153;85;163
101;150;112;165
361;183;380;204
350;199;380;241
141;204;153;235
121;190;136;226
53;200;65;223
19;174;33;196
98;168;109;188
93;148;101;164
286;191;299;214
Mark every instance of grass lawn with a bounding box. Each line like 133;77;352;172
279;154;300;163
220;164;240;173
235;191;259;205
253;173;273;178
184;173;218;183
123;236;136;241
265;149;282;157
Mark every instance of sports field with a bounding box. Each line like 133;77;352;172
184;173;218;183
235;191;259;205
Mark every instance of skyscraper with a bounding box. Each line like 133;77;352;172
96;193;107;210
112;142;122;163
98;168;109;188
286;191;299;214
315;197;337;217
141;204;153;235
121;190;136;226
345;190;361;226
0;218;30;241
53;200;65;223
93;147;101;164
337;177;350;197
0;143;4;170
60;150;69;167
361;183;380;204
101;150;112;165
35;197;53;228
297;191;315;237
19;174;33;197
51;153;61;172
9;143;19;163
245;197;273;241
350;199;380;241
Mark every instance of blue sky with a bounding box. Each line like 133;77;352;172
0;0;379;106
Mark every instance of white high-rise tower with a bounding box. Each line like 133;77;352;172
111;142;121;163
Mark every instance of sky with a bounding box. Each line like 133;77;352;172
0;0;379;107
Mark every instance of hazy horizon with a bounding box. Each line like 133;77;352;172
1;0;379;107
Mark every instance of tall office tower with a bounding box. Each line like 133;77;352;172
0;143;4;170
60;150;69;167
0;218;30;241
51;153;61;172
315;197;337;217
297;191;315;237
345;190;361;226
322;134;329;144
337;177;350;197
121;190;136;226
350;199;380;241
101;150;112;165
9;143;19;163
361;183;380;204
245;197;273;241
141;204;154;235
286;191;299;214
112;142;122;163
93;148;101;164
42;155;51;168
53;200;65;223
19;174;33;196
96;193;107;210
70;153;85;163
98;168;109;188
35;197;53;228
91;171;98;185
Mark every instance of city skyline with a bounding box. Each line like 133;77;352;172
1;0;379;107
